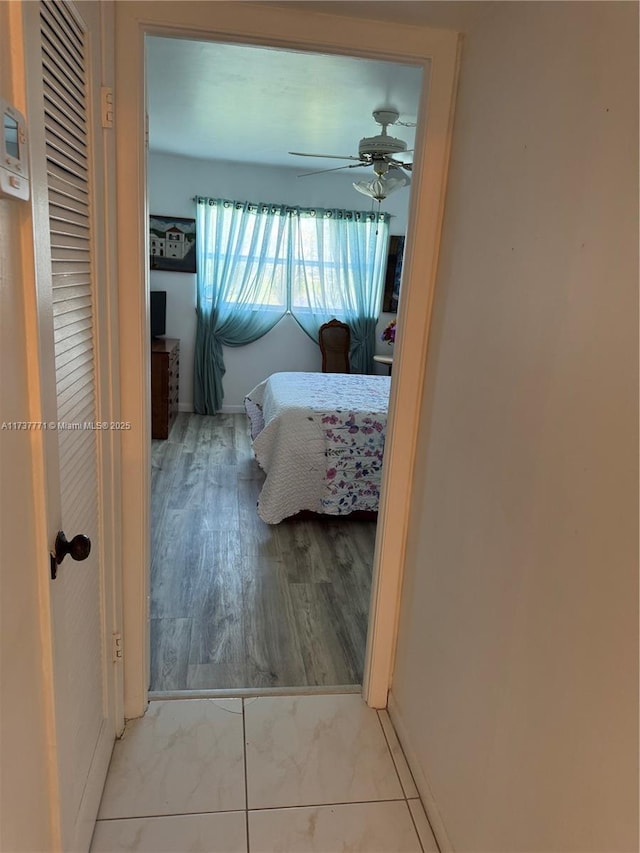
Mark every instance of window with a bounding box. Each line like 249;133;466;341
194;197;391;407
196;197;389;320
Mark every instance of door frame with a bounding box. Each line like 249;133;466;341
115;1;461;717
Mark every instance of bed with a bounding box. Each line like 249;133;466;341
244;371;392;524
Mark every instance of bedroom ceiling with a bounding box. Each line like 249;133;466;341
145;37;424;174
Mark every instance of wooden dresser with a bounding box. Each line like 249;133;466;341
151;338;179;439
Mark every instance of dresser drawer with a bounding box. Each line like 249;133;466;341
151;338;180;439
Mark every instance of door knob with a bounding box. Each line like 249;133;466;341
50;531;91;579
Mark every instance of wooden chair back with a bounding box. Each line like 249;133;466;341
318;319;351;373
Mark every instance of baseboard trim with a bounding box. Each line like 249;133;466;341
149;684;362;701
388;691;454;852
177;404;246;414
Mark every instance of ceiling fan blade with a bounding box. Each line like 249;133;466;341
386;158;413;171
297;162;369;177
289;151;362;162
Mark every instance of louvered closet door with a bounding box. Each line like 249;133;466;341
38;2;115;849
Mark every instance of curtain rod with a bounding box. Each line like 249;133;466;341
192;196;394;213
191;197;392;218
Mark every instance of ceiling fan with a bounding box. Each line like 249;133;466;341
289;108;415;202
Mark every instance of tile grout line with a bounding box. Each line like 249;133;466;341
242;697;251;853
376;709;428;853
375;710;409;800
247;797;409;812
95;809;247;823
387;711;426;806
96;796;418;825
407;802;427;853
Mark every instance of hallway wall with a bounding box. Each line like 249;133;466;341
390;2;639;851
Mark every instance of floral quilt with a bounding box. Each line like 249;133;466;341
244;372;391;523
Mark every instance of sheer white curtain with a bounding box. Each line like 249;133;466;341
290;208;389;374
195;198;390;412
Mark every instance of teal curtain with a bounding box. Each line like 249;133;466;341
195;198;390;412
290;208;389;374
194;198;289;414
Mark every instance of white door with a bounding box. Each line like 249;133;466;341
25;1;119;849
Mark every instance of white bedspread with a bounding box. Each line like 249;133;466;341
245;372;391;524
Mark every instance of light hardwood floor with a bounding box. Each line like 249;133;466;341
150;413;377;691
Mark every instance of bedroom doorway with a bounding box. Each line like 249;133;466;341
115;1;460;715
146;35;422;693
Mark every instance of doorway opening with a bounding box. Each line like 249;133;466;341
145;35;424;693
116;3;459;717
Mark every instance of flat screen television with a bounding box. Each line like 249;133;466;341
382;235;405;313
150;290;166;339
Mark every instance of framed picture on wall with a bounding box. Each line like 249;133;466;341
382;235;405;313
149;215;196;273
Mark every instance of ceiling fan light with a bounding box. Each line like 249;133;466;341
382;167;411;192
353;177;388;201
353;167;410;202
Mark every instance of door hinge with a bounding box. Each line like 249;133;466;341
101;87;114;129
112;632;123;663
145;112;149;149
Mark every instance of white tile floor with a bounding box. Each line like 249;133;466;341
91;694;439;853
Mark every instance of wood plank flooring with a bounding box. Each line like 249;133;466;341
150;412;377;691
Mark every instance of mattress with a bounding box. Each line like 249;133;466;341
245;371;391;524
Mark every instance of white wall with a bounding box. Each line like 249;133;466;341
390;3;638;852
148;152;405;409
0;5;53;849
